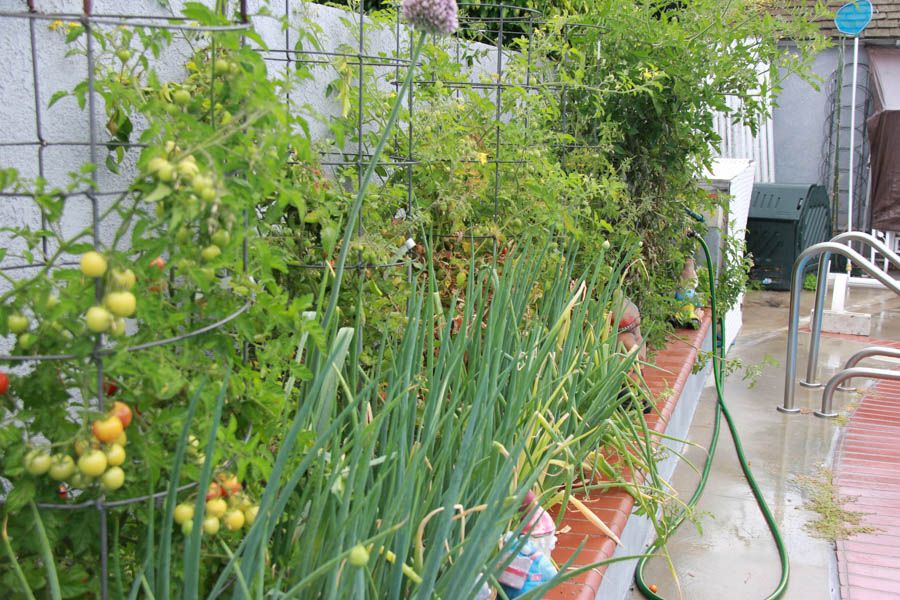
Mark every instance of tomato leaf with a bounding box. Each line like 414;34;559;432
48;91;67;109
4;480;36;513
105;154;119;175
143;183;171;205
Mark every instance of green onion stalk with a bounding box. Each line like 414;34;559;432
321;30;426;329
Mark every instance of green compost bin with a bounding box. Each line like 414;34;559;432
746;183;831;290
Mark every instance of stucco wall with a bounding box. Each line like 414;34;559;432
0;1;502;358
773;41;873;230
773;45;838;185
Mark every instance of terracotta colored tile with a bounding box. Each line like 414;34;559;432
836;372;900;600
542;581;596;599
846;560;900;582
842;552;896;572
847;573;900;594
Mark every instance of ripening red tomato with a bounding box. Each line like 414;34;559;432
206;482;224;501
103;379;119;397
0;372;8;395
110;400;132;428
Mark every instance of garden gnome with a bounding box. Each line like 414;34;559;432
518;490;557;555
494;491;558;598
672;257;704;328
613;295;646;365
497;535;558;598
612;295;650;412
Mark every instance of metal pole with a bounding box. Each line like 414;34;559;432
780;242;900;414
847;35;859;234
799;252;830;388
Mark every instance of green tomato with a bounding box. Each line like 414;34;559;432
214;59;230;75
110;317;127;338
173;503;194;524
17;333;36;350
147;157;167;174
116;49;131;62
201;245;222;262
100;466;125;491
7;314;28;334
157;162;175;182
176;227;192;244
78;449;108;477
105;291;136;318
200;186;217;201
24;449;52;476
191;174;211;195
211;229;230;248
110;268;136;290
202;516;220;535
177;158;199;179
67;471;94;489
48;454;75;481
173;89;191;106
80;251;108;278
85;306;112;333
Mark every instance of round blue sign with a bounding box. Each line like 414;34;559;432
835;0;873;36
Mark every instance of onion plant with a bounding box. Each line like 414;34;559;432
9;237;685;598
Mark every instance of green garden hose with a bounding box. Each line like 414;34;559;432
634;232;790;599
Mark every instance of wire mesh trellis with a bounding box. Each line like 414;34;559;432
821;40;871;237
0;3;254;599
264;1;548;361
0;1;604;596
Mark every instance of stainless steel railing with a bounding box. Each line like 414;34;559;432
780;242;900;413
815;366;900;418
800;232;900;388
830;345;900;393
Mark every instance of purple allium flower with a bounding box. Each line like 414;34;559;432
401;0;459;35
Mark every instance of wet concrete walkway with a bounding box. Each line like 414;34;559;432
629;287;900;600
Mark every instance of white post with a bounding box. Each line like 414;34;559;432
847;35;860;234
832;272;849;312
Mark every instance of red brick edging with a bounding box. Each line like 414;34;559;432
545;314;713;599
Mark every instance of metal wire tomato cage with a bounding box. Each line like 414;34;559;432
1;2;604;598
0;3;253;599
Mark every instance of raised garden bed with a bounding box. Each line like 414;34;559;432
547;312;714;599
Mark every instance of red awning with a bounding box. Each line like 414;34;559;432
867;47;900;231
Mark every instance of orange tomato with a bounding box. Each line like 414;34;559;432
93;415;124;443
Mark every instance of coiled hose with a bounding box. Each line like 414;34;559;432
633;232;790;599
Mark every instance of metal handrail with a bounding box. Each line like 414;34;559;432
801;232;900;388
815;366;900;418
780;242;900;413
831;346;900;392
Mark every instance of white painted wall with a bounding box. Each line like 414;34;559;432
711;59;775;183
0;1;502;358
702;158;756;351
